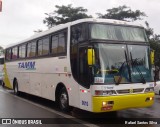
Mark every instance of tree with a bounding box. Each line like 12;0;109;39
97;5;146;22
0;46;4;56
145;21;154;40
43;4;92;28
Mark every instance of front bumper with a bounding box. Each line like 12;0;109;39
92;92;154;112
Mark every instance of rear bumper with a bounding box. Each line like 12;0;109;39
92;93;154;112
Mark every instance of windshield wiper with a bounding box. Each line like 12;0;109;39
115;61;126;85
130;52;146;84
115;50;129;85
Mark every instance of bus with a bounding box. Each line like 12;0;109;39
4;18;154;112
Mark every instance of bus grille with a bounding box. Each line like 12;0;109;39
116;88;144;94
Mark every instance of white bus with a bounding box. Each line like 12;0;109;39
4;18;154;112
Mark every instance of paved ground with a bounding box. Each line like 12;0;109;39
0;85;160;127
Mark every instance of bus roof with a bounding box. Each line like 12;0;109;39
6;18;143;49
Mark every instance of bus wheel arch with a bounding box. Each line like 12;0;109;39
55;83;70;111
13;78;19;95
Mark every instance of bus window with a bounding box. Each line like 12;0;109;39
12;47;18;60
58;32;66;53
42;37;49;55
19;44;26;58
71;23;88;44
27;41;36;57
51;35;58;54
6;49;11;61
38;40;43;56
38;37;50;56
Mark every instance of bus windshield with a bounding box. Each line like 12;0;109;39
90;24;147;42
93;44;153;84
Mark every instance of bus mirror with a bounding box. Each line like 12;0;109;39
150;50;154;65
87;48;95;66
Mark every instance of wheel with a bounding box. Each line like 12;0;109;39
59;87;69;112
14;80;19;95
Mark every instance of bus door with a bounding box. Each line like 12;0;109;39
78;46;92;110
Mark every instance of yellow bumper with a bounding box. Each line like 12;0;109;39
92;93;154;112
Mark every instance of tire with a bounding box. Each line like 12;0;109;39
159;90;160;95
59;87;69;112
14;80;19;95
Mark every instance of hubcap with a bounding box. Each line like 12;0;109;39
60;92;67;108
14;82;18;93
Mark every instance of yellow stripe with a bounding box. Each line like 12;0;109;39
92;93;154;112
3;64;12;89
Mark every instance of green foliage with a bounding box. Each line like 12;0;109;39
145;21;160;66
43;4;92;28
97;5;146;21
0;46;4;55
149;41;160;66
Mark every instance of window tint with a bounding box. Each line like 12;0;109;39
27;41;36;57
38;37;49;56
43;37;49;55
6;49;11;60
12;47;18;59
71;23;88;45
51;30;67;55
58;33;65;53
51;35;58;54
38;40;43;56
19;44;26;58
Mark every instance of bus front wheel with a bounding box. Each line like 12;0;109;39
14;80;19;95
59;87;69;112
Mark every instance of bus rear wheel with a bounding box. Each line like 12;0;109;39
14;80;19;95
59;87;69;112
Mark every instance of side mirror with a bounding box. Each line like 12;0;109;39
150;50;154;65
87;48;95;66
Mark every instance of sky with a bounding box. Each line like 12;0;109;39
0;0;160;48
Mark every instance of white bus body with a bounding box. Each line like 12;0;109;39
4;18;154;112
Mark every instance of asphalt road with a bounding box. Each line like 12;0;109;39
0;85;160;127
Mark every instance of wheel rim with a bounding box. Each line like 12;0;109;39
60;92;68;109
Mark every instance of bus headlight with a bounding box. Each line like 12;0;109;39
95;90;116;96
102;101;114;111
145;87;154;92
145;97;154;102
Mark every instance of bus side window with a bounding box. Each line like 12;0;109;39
58;32;66;54
42;37;49;55
38;40;43;56
19;44;26;58
27;41;36;57
51;35;58;54
11;47;18;60
6;49;11;61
